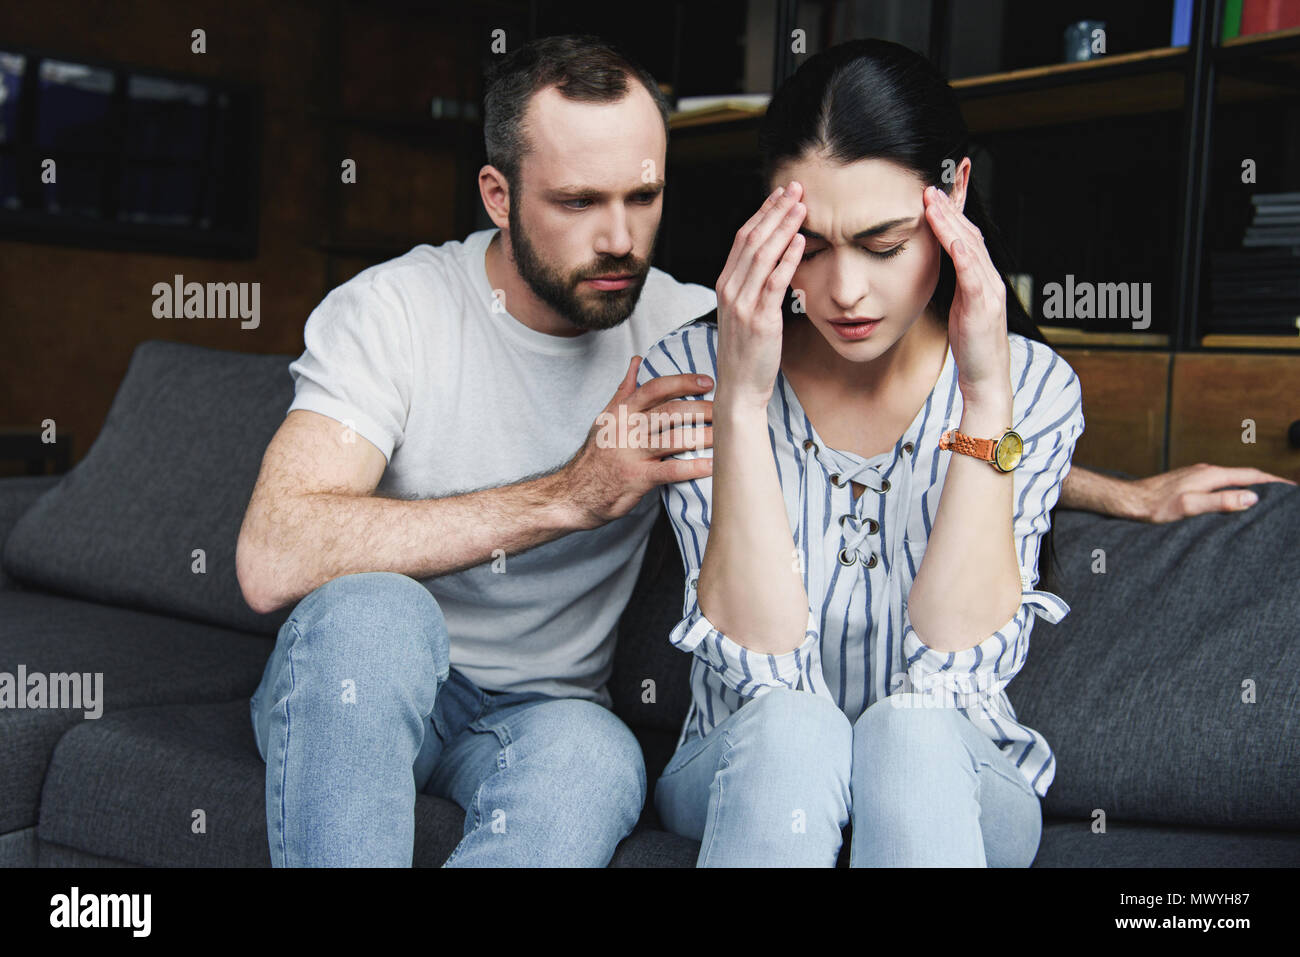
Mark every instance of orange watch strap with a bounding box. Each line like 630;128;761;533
940;429;997;462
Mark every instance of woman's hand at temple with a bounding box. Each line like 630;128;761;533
922;184;1011;409
695;181;812;657
713;181;807;412
906;181;1022;651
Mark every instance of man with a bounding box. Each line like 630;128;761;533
236;34;1293;868
237;34;715;868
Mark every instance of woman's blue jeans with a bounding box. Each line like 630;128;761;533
654;687;1043;867
249;572;646;867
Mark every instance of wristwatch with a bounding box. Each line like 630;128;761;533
939;427;1024;473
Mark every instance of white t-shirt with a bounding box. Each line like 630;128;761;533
286;227;717;705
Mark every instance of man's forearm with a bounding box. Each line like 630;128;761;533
1058;465;1142;520
239;469;584;613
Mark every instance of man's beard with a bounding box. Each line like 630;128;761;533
506;198;655;332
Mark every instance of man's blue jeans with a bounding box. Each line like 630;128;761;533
249;571;646;866
654;687;1042;867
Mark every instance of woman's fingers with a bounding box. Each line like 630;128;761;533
928;187;1001;292
926;189;984;301
756;229;805;320
725;182;803;306
737;197;806;315
720;185;787;283
925;187;997;309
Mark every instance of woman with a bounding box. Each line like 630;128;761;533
635;38;1084;867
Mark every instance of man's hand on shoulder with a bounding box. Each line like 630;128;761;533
556;355;716;530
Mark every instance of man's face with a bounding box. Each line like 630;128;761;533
506;83;666;331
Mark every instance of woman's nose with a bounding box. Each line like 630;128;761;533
828;261;868;311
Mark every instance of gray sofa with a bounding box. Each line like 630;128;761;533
2;339;1297;867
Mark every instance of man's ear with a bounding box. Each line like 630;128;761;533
478;164;511;230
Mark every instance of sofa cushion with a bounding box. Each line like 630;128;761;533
0;589;272;835
1014;479;1300;830
32;815;1300;868
1030;819;1300;867
36;698;701;867
0;475;60;591
2;341;295;636
610;503;692;736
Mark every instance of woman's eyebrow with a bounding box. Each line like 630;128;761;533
799;215;920;241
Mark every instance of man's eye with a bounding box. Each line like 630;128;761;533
800;246;823;262
563;199;593;210
634;192;659;204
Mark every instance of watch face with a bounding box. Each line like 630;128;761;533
995;431;1024;472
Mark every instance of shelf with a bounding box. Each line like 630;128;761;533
667;112;763;164
1039;325;1171;348
952;46;1189;132
1200;332;1300;350
951;45;1187;91
1216;27;1300;102
667;45;1199;143
1220;25;1300;53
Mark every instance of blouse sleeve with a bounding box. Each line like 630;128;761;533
637;329;827;700
900;348;1085;707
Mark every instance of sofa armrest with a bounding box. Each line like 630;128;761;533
0;474;62;590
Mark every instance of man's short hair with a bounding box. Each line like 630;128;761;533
483;34;671;190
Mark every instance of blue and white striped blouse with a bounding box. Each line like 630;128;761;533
635;315;1085;799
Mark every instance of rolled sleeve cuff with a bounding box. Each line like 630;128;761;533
900;587;1069;706
671;573;822;699
288;387;397;462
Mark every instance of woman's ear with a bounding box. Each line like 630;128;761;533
950;156;973;215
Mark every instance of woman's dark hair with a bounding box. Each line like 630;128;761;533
755;37;1065;594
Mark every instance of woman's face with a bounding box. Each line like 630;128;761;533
773;154;965;364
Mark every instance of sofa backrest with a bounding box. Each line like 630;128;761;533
3;340;296;636
1015;480;1299;830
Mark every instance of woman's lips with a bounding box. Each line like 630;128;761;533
827;317;882;340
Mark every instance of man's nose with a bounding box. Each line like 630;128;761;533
594;210;634;258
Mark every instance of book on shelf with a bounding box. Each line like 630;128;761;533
1240;0;1300;35
1251;191;1300;205
1172;0;1194;45
1244;234;1300;246
1208;232;1300;337
670;94;770;127
1223;0;1245;40
1213;273;1300;295
1238;196;1300;246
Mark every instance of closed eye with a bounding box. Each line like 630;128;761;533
801;243;907;262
